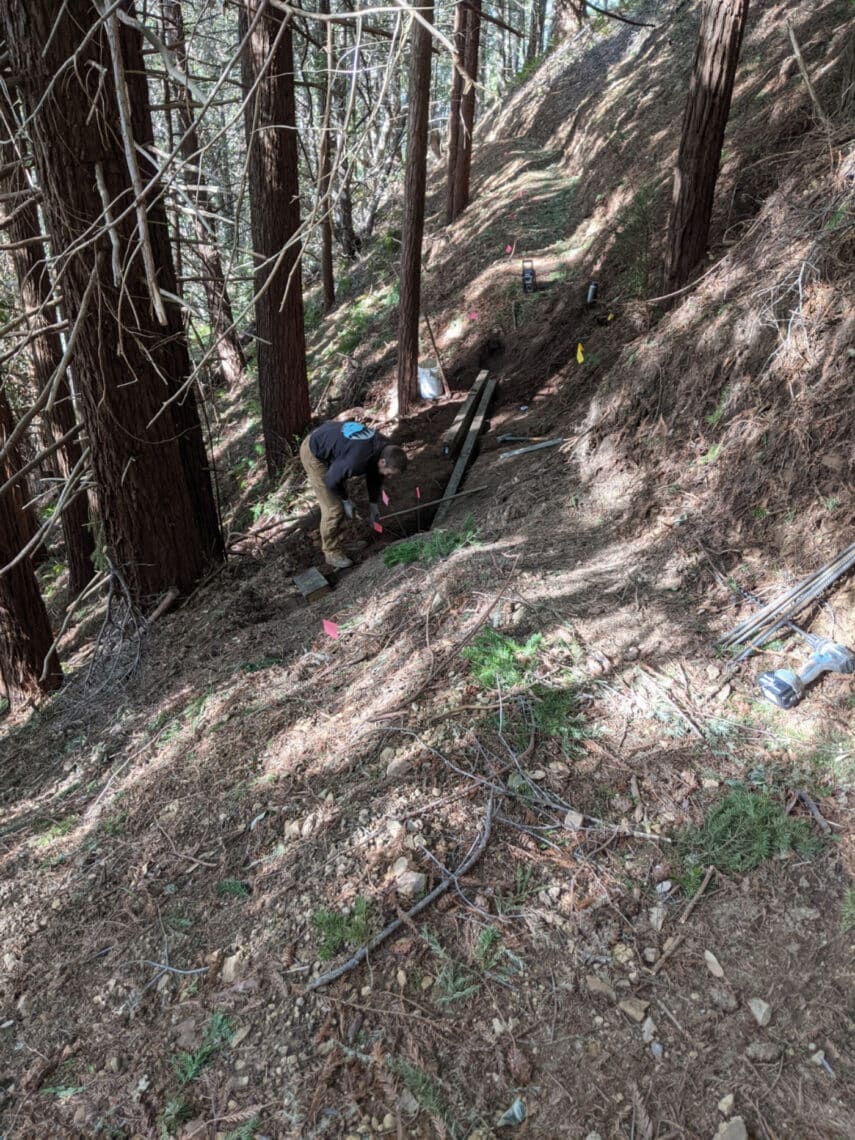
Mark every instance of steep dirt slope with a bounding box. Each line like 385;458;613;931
2;1;855;1138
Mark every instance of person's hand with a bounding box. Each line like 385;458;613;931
342;499;355;520
369;502;381;524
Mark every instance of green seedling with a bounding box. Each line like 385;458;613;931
172;1013;234;1085
464;628;543;690
495;863;537;915
842;888;855;932
384;518;476;568
387;1057;455;1131
216;879;251;899
678;787;822;877
312;896;370;960
225;1118;261;1140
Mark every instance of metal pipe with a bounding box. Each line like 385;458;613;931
378;484;488;521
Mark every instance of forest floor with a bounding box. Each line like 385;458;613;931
2;1;855;1138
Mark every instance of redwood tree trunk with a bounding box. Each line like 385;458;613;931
446;1;465;224
453;0;481;220
0;389;41;558
0;143;97;598
0;393;62;706
665;0;750;294
396;0;434;417
0;0;223;604
241;1;311;474
163;0;248;388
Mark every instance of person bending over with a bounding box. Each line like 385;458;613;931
300;420;407;568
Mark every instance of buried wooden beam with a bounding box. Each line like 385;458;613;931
433;377;497;529
439;369;489;458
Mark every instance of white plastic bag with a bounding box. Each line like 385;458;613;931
417;366;443;400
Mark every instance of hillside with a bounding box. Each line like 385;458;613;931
2;1;855;1137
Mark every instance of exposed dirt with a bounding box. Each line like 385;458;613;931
2;1;855;1138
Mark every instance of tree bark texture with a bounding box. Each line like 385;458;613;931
452;0;481;220
241;1;311;474
446;1;466;224
318;0;335;311
0;388;41;557
396;0;434;417
163;0;248;389
0;143;97;597
0;0;223;604
665;0;750;294
0;391;62;706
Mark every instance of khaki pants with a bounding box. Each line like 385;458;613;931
300;436;345;558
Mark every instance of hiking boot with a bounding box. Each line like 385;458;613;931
325;551;353;570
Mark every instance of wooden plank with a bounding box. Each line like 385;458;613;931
439;370;489;458
293;567;331;602
433;377;497;529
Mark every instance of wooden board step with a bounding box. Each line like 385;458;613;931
439;370;489;459
433;377;497;529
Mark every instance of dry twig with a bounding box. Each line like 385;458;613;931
306;795;496;991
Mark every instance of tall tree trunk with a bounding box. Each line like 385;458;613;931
241;1;310;474
396;0;434;417
318;0;335;311
498;0;508;81
0;391;62;706
452;0;481;220
0;143;97;598
0;0;223;604
526;0;546;66
446;1;465;224
0;388;41;559
665;0;750;294
163;0;248;389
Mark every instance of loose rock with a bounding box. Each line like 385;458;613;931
745;1041;781;1063
386;755;410;779
704;950;725;978
708;986;739;1013
717;1094;735;1115
585;975;616;1002
713;1117;748;1140
618;997;648;1023
748;998;772;1028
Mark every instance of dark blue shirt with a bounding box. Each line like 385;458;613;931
309;421;390;501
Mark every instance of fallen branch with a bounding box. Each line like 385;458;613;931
306;795;496;991
787;20;833;131
585;2;657;28
650;934;685;976
678;865;715;924
795;789;833;833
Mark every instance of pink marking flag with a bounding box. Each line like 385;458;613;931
381;489;390;506
468;311;478;321
372;521;384;533
505;244;513;254
322;619;339;640
416;486;421;500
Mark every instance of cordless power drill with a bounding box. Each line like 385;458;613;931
758;636;855;709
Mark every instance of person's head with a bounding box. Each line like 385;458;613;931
378;444;407;478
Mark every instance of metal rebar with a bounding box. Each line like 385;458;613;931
719;542;855;653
